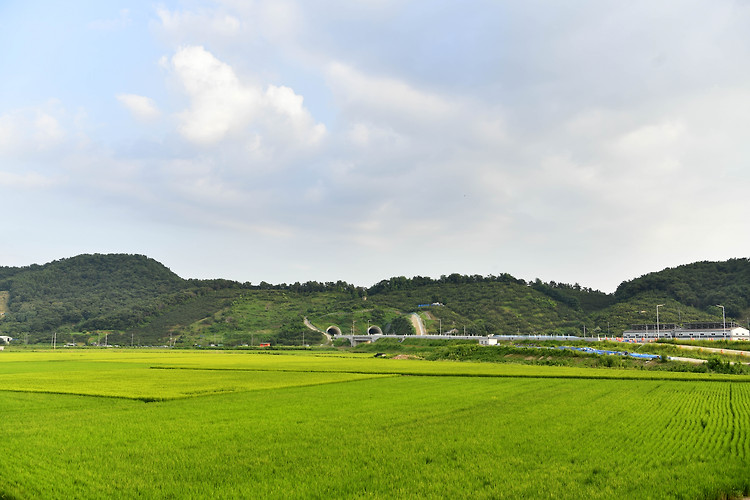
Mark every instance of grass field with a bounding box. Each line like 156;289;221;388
1;349;750;499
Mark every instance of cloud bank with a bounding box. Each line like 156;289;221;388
1;0;750;292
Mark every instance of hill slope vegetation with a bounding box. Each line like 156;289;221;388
0;254;747;345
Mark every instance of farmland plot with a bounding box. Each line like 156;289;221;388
0;350;749;499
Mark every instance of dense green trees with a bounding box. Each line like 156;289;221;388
0;254;190;337
615;259;750;317
1;255;747;345
388;316;415;335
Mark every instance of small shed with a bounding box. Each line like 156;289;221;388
479;337;498;346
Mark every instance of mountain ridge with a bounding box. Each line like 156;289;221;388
0;253;747;345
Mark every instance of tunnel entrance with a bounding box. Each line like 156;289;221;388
367;326;383;335
326;325;342;336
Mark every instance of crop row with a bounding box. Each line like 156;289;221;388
1;350;750;498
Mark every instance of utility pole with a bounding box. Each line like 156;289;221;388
656;304;664;340
717;305;726;338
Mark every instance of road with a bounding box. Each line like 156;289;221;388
303;317;332;343
410;313;427;335
668;356;707;364
672;343;750;357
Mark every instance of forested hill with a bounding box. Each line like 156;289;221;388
615;258;750;317
0;253;748;345
0;254;190;333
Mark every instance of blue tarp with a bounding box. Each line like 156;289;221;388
529;344;661;360
627;352;661;359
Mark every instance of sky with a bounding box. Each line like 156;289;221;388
1;1;749;292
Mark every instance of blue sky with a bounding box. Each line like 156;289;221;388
2;1;750;292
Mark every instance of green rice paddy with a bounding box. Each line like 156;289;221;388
1;349;749;499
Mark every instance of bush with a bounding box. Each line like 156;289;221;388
706;356;739;374
334;338;351;347
596;355;622;368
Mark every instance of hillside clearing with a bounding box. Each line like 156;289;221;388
0;290;8;317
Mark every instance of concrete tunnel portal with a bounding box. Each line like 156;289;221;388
326;326;342;336
326;325;383;336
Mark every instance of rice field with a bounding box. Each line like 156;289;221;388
1;349;749;499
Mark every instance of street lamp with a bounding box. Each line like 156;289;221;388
656;304;664;340
716;305;726;338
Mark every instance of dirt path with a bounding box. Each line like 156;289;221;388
673;343;750;358
669;356;706;364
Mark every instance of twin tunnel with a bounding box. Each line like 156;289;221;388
326;325;383;336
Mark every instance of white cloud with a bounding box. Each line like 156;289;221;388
156;7;241;40
0;105;69;155
252;0;303;41
169;45;325;149
613;120;685;157
346;122;405;150
0;171;55;189
170;45;263;144
210;0;303;43
326;61;454;126
5;0;750;291
34;112;65;148
116;94;162;121
325;61;507;155
264;84;326;146
0;114;16;151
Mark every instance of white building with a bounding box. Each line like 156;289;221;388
623;322;750;341
479;337;498;346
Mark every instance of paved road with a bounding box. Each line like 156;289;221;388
303;317;332;343
668;356;707;364
410;313;427;335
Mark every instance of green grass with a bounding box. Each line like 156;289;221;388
0;362;390;401
659;338;750;351
127;288;245;344
367;281;584;335
0;290;8;317
306;306;406;335
1;349;750;498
